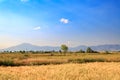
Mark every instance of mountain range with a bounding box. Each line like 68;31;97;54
0;43;120;51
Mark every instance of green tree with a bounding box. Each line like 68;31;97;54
79;49;85;53
86;47;94;53
61;44;68;53
19;50;26;54
105;51;110;54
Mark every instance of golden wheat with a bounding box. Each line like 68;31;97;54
0;62;120;80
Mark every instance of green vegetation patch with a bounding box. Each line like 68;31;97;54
68;58;106;63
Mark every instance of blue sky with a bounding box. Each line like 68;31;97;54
0;0;120;48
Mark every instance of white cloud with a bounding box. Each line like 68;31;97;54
60;18;69;24
33;26;41;30
20;0;29;2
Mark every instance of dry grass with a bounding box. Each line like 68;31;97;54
0;62;120;80
0;53;120;66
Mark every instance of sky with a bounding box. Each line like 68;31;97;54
0;0;120;48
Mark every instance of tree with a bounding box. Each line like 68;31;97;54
79;49;85;53
86;47;94;53
61;44;68;53
19;50;26;54
59;50;62;53
105;51;110;54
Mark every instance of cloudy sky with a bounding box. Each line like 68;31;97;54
0;0;120;48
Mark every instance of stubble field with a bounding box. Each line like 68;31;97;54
0;62;120;80
0;52;120;80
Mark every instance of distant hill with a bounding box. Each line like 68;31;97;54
72;44;120;51
0;43;60;51
0;43;120;51
91;44;120;51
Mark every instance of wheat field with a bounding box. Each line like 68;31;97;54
0;62;120;80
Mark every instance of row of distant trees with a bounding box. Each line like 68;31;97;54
1;44;98;54
61;44;98;53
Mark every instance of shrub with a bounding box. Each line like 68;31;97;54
105;51;110;54
85;47;99;53
19;51;26;54
77;49;85;53
86;47;94;53
0;60;15;66
68;58;105;63
50;53;54;56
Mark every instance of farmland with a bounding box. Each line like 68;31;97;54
0;52;120;80
0;62;120;80
0;52;120;66
1;0;120;80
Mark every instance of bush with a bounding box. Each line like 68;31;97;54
51;53;54;56
0;60;15;66
68;58;105;63
76;49;85;53
105;51;110;54
19;51;26;54
85;47;98;53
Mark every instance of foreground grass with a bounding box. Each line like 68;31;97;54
0;62;120;80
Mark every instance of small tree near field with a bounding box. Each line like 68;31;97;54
86;47;94;53
79;49;85;53
61;44;68;54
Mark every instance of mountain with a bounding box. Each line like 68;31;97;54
91;44;120;51
70;45;87;51
1;43;60;51
71;44;120;51
0;43;120;51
